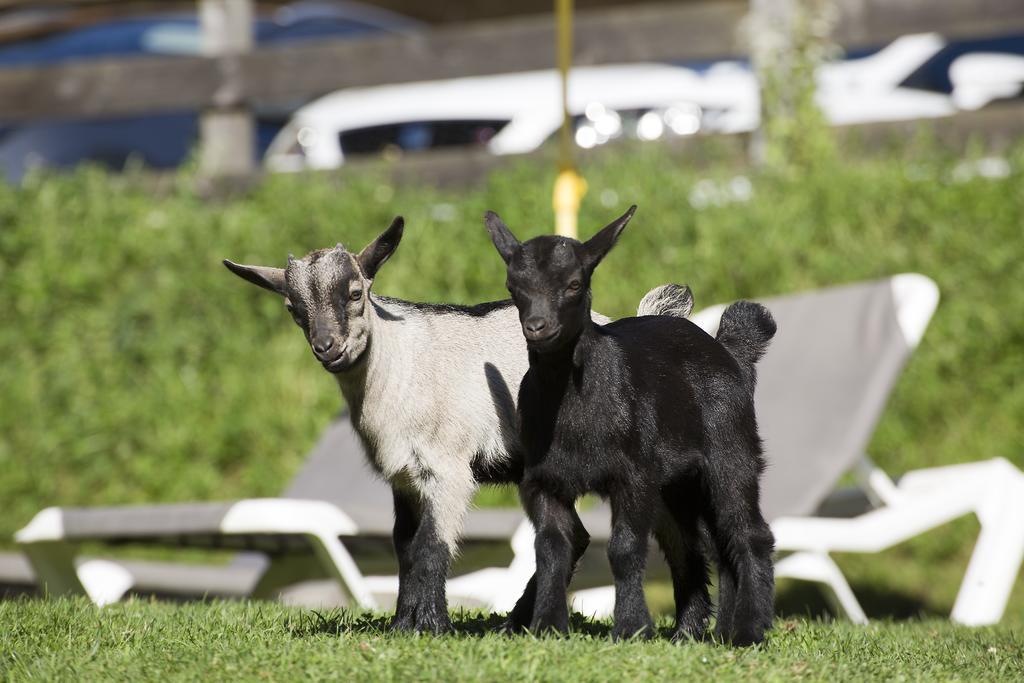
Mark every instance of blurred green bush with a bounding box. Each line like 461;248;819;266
1;144;1022;564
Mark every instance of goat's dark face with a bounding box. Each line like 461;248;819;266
485;206;635;354
224;217;404;374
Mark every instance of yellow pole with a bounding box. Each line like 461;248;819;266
554;0;586;238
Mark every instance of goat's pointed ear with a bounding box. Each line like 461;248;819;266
223;259;287;295
358;216;404;280
484;211;520;265
582;205;636;272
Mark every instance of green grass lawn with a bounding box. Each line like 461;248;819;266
1;599;1021;682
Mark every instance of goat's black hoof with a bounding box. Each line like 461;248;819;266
498;615;530;636
414;608;454;635
672;608;711;642
498;598;534;635
389;605;453;635
389;604;416;632
717;624;767;647
671;624;710;643
611;619;655;641
671;606;712;643
389;614;415;632
529;612;570;636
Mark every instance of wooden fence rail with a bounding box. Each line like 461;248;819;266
4;0;1023;122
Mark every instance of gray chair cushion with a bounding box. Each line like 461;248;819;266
738;277;911;519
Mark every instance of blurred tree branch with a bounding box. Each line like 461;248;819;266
748;0;839;170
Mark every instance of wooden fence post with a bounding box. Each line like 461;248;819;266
198;0;254;178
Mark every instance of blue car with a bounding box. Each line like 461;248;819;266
0;1;420;182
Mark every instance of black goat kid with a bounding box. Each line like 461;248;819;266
485;206;777;645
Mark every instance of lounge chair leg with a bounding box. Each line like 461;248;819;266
774;551;868;624
21;541;88;598
950;459;1024;625
76;559;134;606
307;532;379;610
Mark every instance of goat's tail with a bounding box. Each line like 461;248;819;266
637;283;694;318
715;301;776;382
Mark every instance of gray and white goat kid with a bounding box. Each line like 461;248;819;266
224;217;693;634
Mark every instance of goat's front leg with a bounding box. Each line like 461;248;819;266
521;480;577;634
390;466;475;635
504;506;590;633
388;488;464;634
607;485;656;640
390;488;421;629
388;500;454;634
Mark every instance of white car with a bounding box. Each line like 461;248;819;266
816;33;956;125
950;53;1024;110
266;34;963;172
265;62;756;172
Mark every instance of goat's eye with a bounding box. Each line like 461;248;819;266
567;280;582;292
285;302;304;325
349;289;363;302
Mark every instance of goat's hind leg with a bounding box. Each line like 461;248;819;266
503;506;589;633
704;441;775;646
656;483;713;641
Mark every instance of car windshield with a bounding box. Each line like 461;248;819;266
339;119;509;156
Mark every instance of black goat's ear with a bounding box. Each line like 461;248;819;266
223;259;287;295
484;211;520;265
582;205;636;272
358;216;404;280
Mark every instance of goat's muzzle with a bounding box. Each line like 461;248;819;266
523;323;562;352
311;336;350;372
320;346;353;373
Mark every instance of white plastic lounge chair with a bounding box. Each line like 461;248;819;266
14;414;528;608
569;273;1024;625
692;273;1024;625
